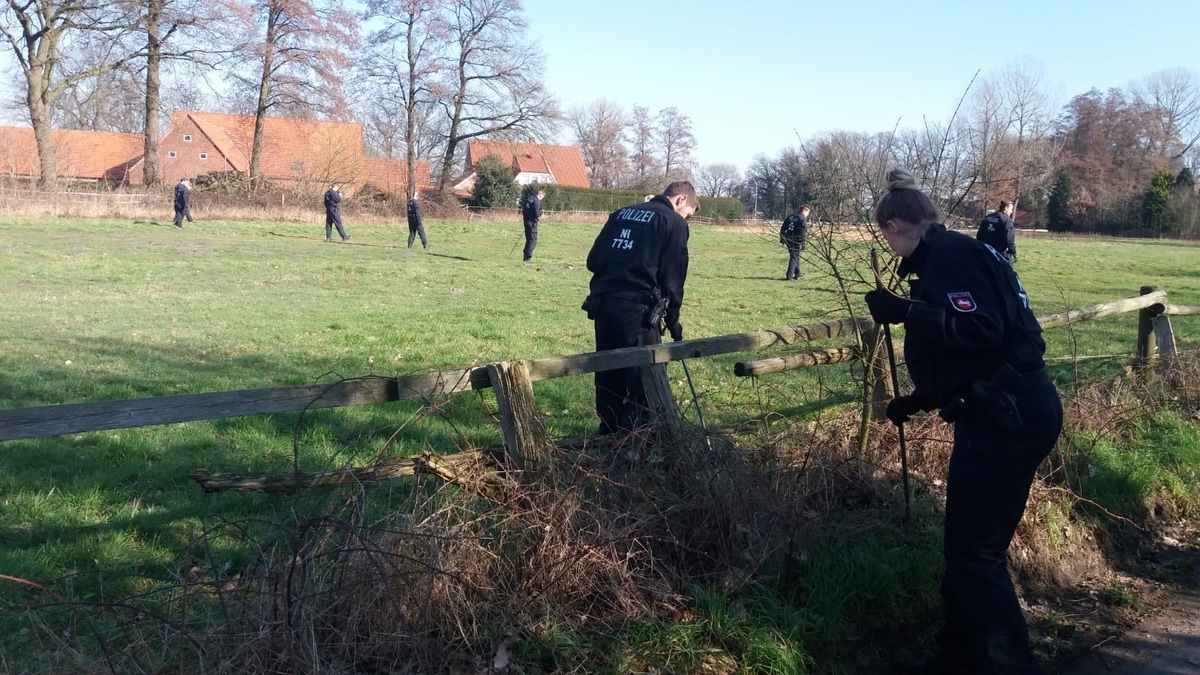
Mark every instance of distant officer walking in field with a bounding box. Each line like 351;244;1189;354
407;194;429;250
583;181;696;435
173;179;193;228
865;169;1061;675
324;184;350;242
521;189;545;261
779;204;810;280
977;200;1018;263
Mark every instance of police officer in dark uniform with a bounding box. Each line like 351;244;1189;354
779;204;810;280
864;169;1060;675
583;181;697;435
173;179;193;228
407;194;429;249
976;200;1017;263
521;189;545;261
324;184;349;241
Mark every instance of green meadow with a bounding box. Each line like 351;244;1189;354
2;214;1199;670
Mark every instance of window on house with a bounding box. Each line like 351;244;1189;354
199;153;208;160
168;151;177;158
183;135;192;142
291;160;305;173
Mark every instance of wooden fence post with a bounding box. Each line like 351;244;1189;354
641;363;682;434
1153;315;1178;361
487;360;552;470
1136;286;1163;365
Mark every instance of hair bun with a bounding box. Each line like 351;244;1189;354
886;168;921;192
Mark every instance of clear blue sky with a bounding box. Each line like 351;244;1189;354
522;0;1200;171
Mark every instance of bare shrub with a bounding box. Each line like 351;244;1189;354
9;351;1199;672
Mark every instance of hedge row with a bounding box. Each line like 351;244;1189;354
523;184;745;220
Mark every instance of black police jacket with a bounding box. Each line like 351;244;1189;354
898;224;1045;407
324;189;341;212
522;195;542;221
587;195;690;313
780;214;807;244
407;200;422;225
174;183;189;207
976;211;1016;258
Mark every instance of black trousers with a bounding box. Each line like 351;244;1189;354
784;242;803;279
408;219;428;248
592;295;659;435
325;210;347;239
937;383;1062;674
523;219;539;260
173;204;192;227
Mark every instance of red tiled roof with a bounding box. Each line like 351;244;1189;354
358;157;430;195
166;111;434;195
466;140;589;188
513;152;550;174
0;126;143;181
179;111;365;181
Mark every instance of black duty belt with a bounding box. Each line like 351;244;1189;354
595;290;657;305
1008;366;1051;392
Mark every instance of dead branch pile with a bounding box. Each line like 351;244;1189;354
10;353;1200;673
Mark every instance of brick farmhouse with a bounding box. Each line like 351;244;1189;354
0;112;429;197
0;114;589;198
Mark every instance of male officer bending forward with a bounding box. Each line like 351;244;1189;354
583;181;697;435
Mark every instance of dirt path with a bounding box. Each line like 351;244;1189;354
1058;568;1200;674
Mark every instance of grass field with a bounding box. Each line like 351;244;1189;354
2;213;1200;671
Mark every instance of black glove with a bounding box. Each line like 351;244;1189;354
864;289;913;324
886;394;928;426
668;322;683;341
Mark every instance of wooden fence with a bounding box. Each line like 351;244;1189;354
1;288;1198;492
0;186;161;205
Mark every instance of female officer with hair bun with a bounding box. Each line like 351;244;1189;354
864;168;1061;675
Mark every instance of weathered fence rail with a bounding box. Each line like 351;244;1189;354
0;318;869;442
733;288;1199;377
3;289;1200;490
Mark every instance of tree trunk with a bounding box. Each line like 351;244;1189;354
27;66;58;190
142;0;163;186
436;56;468;197
436;94;464;197
405;17;418;199
250;63;271;186
250;7;279;188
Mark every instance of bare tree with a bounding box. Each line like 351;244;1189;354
431;0;558;196
743;153;782;217
694;162;741;198
997;58;1058;214
363;0;447;197
1135;67;1200;160
0;0;143;187
142;0;170;185
964;73;1017;209
657;106;694;181
569;98;627;189
627;103;657;187
137;0;220;186
231;0;359;185
51;57;143;132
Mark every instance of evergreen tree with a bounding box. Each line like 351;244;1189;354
471;154;520;208
1046;172;1073;232
1141;168;1175;234
1175;167;1196;192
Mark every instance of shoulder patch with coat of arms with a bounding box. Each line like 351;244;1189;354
948;292;977;312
